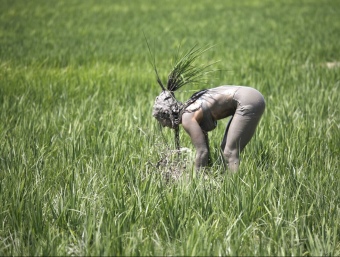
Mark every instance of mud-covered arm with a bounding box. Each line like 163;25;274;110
182;112;209;170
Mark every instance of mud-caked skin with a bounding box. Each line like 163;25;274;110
152;90;182;129
155;85;266;172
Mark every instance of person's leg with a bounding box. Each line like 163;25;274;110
221;113;262;172
221;87;265;172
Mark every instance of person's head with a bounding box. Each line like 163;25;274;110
152;90;181;129
148;44;213;151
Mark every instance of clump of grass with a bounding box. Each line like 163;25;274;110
147;137;191;182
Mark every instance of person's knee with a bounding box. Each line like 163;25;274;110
223;148;239;172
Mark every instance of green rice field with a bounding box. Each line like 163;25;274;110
1;0;340;255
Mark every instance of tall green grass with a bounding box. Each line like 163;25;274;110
1;0;339;255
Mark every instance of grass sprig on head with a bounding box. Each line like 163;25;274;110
167;45;217;92
144;34;217;93
143;33;166;90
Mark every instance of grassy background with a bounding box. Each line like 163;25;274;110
1;0;340;255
